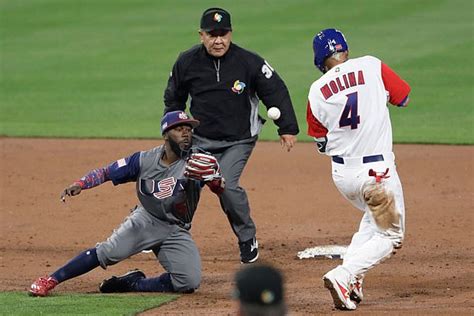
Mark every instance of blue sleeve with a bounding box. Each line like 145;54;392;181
107;152;141;185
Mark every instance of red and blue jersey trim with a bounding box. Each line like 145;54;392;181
381;63;411;107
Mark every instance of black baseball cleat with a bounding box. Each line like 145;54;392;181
99;269;146;293
239;237;259;264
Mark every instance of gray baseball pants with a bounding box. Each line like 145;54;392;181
96;206;201;292
192;134;257;243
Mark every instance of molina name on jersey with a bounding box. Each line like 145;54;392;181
307;55;410;157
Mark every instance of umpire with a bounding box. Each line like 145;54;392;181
164;7;299;263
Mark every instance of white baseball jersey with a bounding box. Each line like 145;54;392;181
307;55;410;157
306;55;411;280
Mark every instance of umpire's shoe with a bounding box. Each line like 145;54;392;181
99;269;145;293
239;237;259;264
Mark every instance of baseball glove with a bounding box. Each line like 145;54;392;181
184;153;221;182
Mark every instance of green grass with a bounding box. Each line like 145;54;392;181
0;291;177;315
1;0;473;143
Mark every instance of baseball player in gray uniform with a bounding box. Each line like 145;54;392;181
29;111;225;297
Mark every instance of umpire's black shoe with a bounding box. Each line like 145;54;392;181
239;237;259;264
99;269;146;293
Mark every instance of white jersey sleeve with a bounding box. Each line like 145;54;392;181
307;56;394;157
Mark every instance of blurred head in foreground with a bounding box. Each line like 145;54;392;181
233;264;287;316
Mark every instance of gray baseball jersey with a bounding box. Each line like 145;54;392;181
95;145;202;291
137;145;201;227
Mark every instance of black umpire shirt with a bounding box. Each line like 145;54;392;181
164;43;299;141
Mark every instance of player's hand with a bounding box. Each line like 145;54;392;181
280;134;296;152
184;153;221;182
60;183;82;202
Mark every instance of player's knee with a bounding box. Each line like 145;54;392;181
95;243;128;268
96;254;116;269
171;268;201;293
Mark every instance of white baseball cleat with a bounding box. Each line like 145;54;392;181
323;266;357;310
350;276;364;304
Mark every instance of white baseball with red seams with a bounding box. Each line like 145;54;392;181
306;55;411;287
267;107;281;120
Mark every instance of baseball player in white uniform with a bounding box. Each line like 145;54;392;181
306;29;411;310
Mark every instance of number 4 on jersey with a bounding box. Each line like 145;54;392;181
339;92;360;129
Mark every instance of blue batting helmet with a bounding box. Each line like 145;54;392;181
313;28;348;73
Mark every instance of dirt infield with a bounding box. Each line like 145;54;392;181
1;138;473;315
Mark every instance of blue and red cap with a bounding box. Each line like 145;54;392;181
313;28;348;73
161;111;200;135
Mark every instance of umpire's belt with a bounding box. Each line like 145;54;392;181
332;154;384;164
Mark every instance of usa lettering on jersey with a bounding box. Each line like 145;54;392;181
154;177;177;199
139;177;178;200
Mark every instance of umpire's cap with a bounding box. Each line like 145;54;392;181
234;264;284;306
200;7;232;32
161;111;199;135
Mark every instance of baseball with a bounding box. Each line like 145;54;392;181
267;107;281;120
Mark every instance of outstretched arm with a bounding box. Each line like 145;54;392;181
60;152;141;202
60;167;110;202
